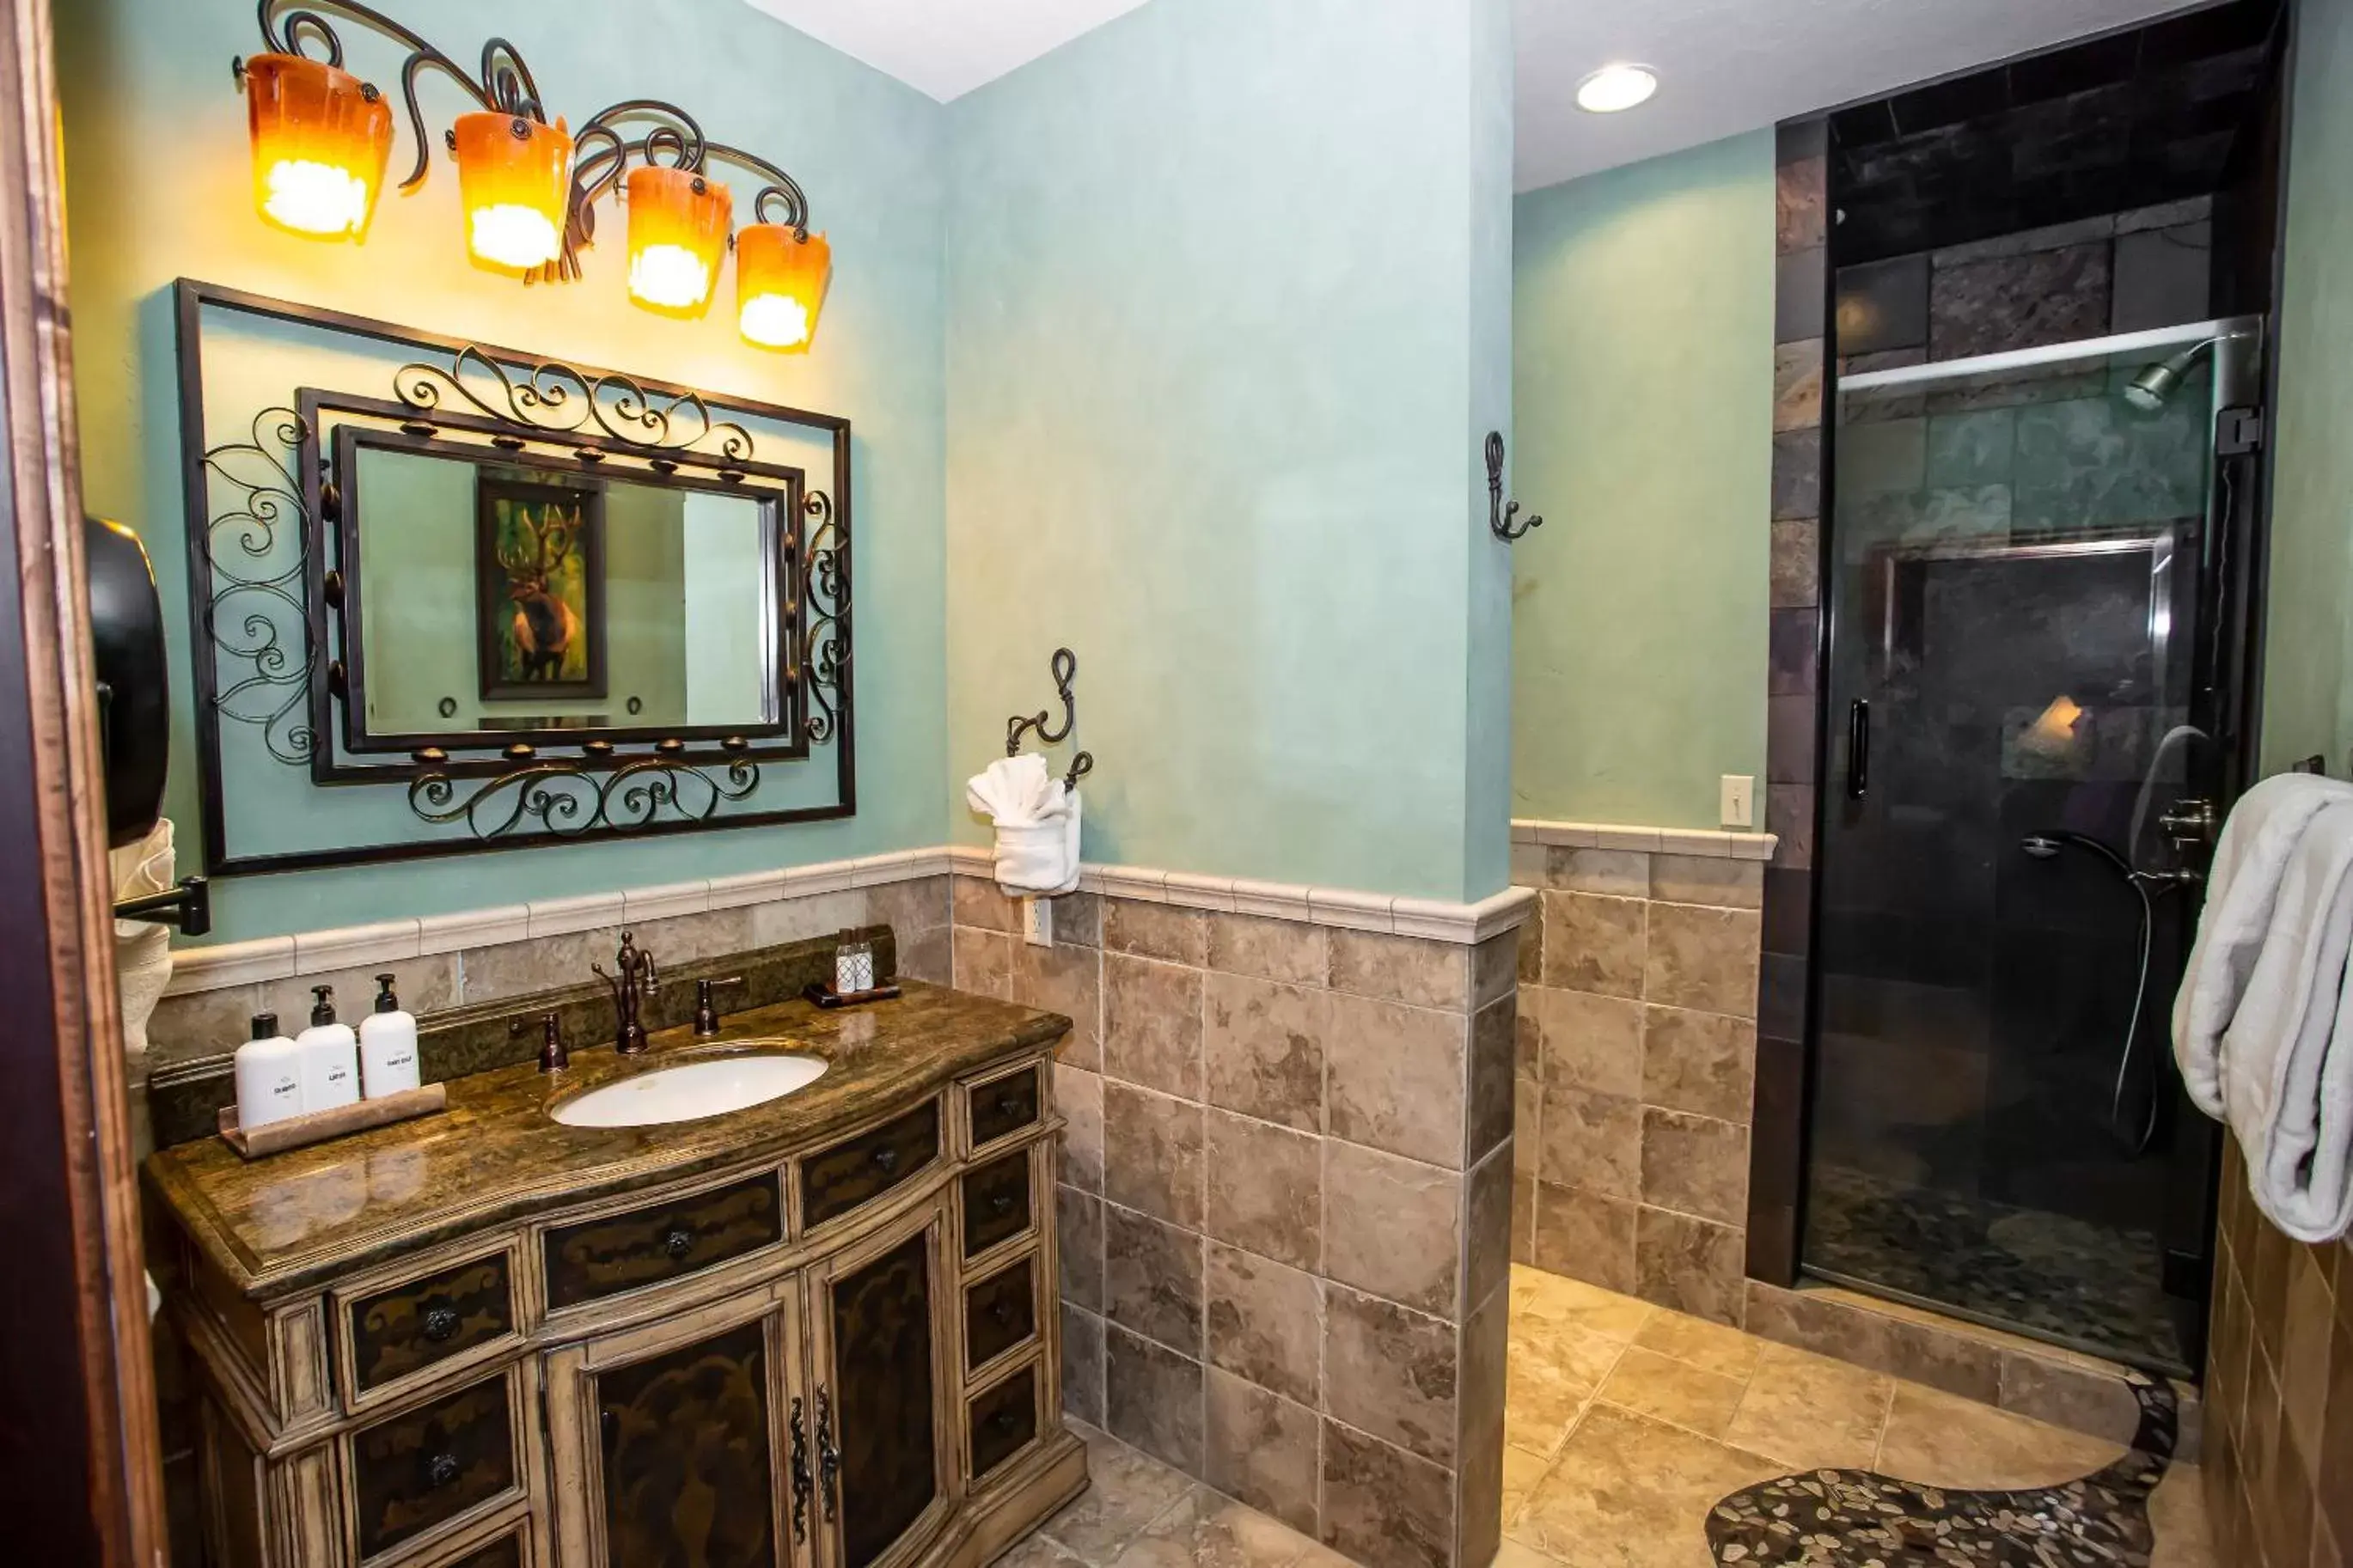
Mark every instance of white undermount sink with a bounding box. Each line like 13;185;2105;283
551;1052;828;1128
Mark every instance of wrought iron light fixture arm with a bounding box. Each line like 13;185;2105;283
556;101;812;282
242;0;544;190
1486;430;1543;542
237;0;816;280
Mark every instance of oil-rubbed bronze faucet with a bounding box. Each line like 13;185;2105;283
592;932;659;1055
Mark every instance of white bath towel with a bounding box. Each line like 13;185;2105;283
110;817;176;1059
965;755;1082;896
2172;772;2353;1115
2173;773;2353;1242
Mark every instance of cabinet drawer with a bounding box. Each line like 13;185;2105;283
346;1250;516;1396
963;1254;1036;1374
966;1364;1038;1484
961;1149;1033;1259
418;1515;531;1568
968;1065;1041;1149
543;1172;783;1310
348;1370;520;1560
801;1100;941;1229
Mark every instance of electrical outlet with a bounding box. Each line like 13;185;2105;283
1720;774;1756;829
1021;896;1054;949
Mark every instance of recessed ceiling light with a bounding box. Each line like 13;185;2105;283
1575;64;1659;113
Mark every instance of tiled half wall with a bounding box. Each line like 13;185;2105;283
2203;1135;2352;1568
950;880;1524;1568
1507;823;1769;1324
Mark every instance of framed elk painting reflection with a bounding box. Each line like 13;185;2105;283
475;474;607;699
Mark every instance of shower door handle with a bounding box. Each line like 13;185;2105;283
1847;699;1870;800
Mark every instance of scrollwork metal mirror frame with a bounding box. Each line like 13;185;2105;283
174;278;856;877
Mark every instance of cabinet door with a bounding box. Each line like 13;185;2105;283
805;1195;954;1568
544;1282;805;1568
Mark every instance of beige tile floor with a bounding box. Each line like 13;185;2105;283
1012;1266;2219;1568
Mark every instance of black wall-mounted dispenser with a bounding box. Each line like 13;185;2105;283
87;516;207;934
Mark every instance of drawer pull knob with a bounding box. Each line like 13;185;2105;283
663;1227;696;1260
989;1193;1018;1216
995;1094;1024;1117
989;1408;1022;1433
991;1301;1018;1326
871;1145;901;1174
425;1452;461;1490
420;1306;461;1344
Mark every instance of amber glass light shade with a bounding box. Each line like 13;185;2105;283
450;112;576;272
735;226;831;352
626;166;732;314
243;52;394;240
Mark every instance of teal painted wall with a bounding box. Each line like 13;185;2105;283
58;0;950;939
1510;135;1774;828
942;0;1515;902
2259;0;2353;772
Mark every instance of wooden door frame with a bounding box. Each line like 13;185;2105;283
0;0;167;1562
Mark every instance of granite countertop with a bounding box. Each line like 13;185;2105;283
144;980;1070;1302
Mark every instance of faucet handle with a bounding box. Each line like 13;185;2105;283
694;975;746;1037
512;1010;568;1072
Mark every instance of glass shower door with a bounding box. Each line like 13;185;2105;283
1800;321;2258;1373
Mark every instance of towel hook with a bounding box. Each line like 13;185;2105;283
1005;647;1094;791
1486;430;1542;542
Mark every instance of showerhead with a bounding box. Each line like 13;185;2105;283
2124;330;2252;413
2124;350;2197;412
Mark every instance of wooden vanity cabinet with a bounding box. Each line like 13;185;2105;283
157;1037;1084;1568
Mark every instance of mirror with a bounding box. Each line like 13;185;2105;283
333;430;795;752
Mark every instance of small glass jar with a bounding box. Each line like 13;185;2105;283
834;935;876;996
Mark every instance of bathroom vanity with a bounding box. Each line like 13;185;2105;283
143;981;1081;1568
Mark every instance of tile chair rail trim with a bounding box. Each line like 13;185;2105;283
162;847;1540;997
1510;820;1780;861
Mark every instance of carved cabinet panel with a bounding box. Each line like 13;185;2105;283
545;1284;803;1568
808;1198;953;1568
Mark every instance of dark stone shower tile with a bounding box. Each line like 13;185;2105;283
1928;241;2112;361
1923;407;2017;489
1769;520;1819;610
1777;158;1826;255
1757;954;1807;1041
2112;222;2212;333
1775;247;1827;343
1767;696;1816;784
1836;255;1929;356
1776;118;1828;166
1771;430;1820;521
1767;783;1815;869
1768;610;1818;698
1761;869;1812;957
1745;1032;1808;1281
1773;339;1824;431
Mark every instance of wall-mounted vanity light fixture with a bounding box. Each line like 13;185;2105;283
232;1;833;353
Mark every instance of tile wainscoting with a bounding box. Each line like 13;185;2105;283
1507;820;1770;1326
2202;1136;2351;1568
950;876;1527;1568
1506;816;2203;1457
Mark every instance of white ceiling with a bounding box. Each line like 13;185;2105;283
740;0;2210;189
740;0;1151;102
1513;0;2206;192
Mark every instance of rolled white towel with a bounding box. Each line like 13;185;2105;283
2219;799;2353;1242
2173;772;2353;1117
967;754;1082;896
966;754;1058;827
